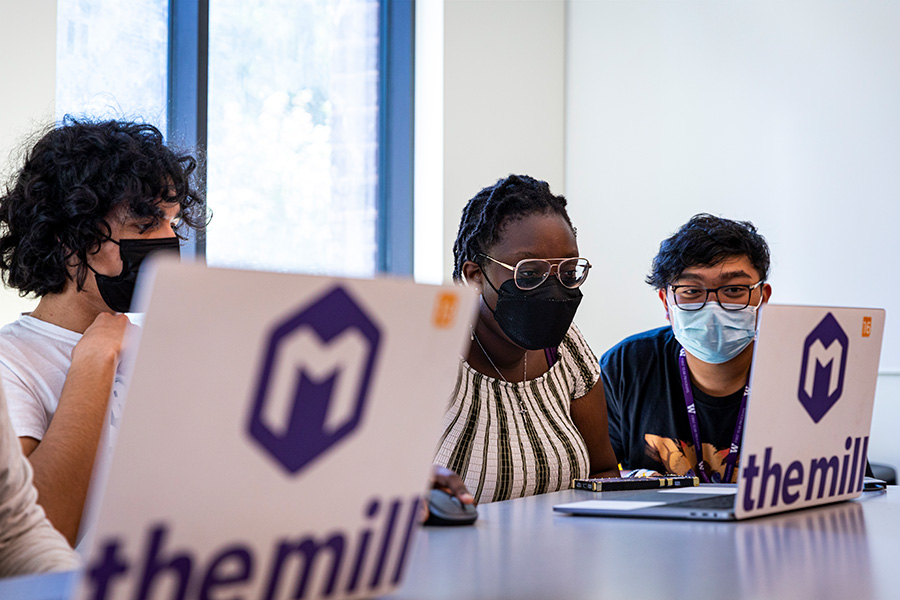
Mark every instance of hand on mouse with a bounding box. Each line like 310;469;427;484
420;465;475;523
431;465;475;505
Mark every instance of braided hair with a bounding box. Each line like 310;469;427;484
452;174;574;281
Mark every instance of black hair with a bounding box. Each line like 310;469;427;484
452;174;574;281
0;117;206;297
646;213;770;289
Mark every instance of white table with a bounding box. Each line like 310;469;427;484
2;488;896;599
387;487;900;600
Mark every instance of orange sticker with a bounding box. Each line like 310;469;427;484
862;316;872;338
433;292;458;329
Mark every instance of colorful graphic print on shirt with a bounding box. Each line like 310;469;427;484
644;434;738;483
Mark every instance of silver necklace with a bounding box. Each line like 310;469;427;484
471;330;528;415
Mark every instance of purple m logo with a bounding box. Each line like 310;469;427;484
798;312;848;423
248;286;381;474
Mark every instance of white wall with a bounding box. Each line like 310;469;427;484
0;1;56;325
415;0;567;284
10;0;897;472
565;0;900;471
413;0;445;284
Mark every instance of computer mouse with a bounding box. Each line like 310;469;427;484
423;488;478;526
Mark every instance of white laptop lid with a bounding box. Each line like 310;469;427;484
735;304;885;519
74;257;476;599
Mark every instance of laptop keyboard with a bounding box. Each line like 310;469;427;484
670;494;736;509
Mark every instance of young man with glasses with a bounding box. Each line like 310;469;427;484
600;214;772;482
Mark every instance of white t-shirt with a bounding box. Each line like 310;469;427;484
0;315;128;442
0;387;79;575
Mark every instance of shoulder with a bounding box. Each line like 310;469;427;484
556;323;602;393
0;317;78;366
0;317;78;404
562;322;592;351
0;317;26;341
0;319;37;365
600;326;677;373
559;323;601;367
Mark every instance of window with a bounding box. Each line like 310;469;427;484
56;0;168;129
206;0;380;276
56;0;412;277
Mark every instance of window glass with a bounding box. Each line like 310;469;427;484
56;0;168;130
206;0;380;276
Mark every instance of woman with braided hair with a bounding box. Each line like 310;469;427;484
434;174;619;504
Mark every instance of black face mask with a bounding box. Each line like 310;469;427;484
482;271;583;350
90;237;181;312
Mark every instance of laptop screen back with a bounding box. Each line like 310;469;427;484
74;258;476;599
734;304;884;519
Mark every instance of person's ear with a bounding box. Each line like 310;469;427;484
461;260;484;293
761;283;772;304
659;288;671;323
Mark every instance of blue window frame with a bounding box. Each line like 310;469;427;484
58;0;414;276
377;0;414;274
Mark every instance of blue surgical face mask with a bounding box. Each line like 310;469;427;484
669;301;759;364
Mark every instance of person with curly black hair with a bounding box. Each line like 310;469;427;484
601;214;773;482
0;118;204;546
433;174;619;504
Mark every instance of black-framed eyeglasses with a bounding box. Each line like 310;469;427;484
669;280;765;311
478;253;591;290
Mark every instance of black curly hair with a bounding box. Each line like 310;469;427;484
451;174;574;281
0;117;205;297
646;213;770;290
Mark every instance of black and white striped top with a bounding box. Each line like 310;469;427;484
434;324;601;504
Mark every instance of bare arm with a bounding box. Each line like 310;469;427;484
0;391;79;575
20;313;128;546
571;381;621;478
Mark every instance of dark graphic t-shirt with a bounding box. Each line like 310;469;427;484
600;327;744;483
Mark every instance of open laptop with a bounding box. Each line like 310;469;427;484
554;304;885;521
2;257;476;599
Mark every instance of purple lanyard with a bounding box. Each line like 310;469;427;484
677;349;748;484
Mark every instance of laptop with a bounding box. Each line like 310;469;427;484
1;256;476;599
554;304;886;521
